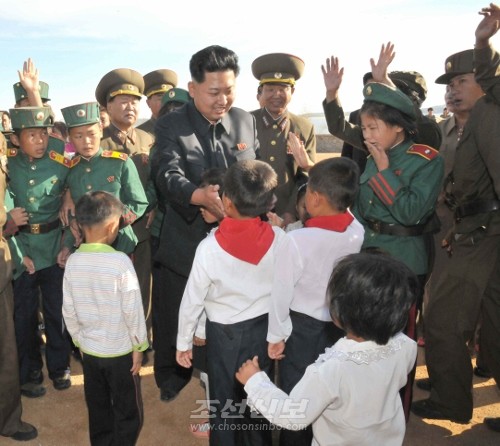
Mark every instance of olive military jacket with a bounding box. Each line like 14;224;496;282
251;108;316;216
136;117;156;137
447;44;500;236
323;98;444;275
6;137;70;278
64;147;148;254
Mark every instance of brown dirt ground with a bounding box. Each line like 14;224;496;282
2;346;499;446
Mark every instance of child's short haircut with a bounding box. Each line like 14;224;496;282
328;252;419;345
223;160;277;217
75;191;124;228
307;157;359;211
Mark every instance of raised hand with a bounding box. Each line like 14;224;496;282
370;42;396;85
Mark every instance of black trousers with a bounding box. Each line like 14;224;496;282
206;314;273;446
152;266;192;390
82;353;143;446
13;265;70;383
278;311;344;446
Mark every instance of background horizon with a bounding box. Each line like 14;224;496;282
0;1;487;122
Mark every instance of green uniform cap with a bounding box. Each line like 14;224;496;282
389;71;427;102
435;49;474;84
143;69;178;97
251;53;305;86
363;82;416;119
61;102;100;128
9;107;53;130
13;81;50;104
95;68;144;107
160;88;190;107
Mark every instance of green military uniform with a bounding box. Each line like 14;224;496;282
96;69;155;340
7;107;71;389
61;102;148;254
7;108;69;277
137;69;178;137
251;53;316;217
323;82;443;275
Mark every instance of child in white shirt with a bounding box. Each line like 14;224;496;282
237;252;418;446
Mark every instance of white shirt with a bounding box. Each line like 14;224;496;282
177;226;286;351
267;218;364;343
245;333;417;446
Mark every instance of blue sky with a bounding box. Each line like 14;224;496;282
0;1;489;122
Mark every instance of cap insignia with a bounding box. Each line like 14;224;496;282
446;61;452;71
366;86;373;96
274;72;283;79
35;111;45;121
76;109;86;118
168;90;176;98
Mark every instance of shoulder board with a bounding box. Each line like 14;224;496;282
407;144;439;161
101;150;128;161
49;150;72;168
7;148;18;157
69;156;81;168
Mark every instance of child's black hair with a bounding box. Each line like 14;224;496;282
307;157;359;212
223;160;277;217
75;191;124;228
328;252;419;345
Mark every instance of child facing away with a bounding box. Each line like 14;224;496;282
62;191;148;446
176;159;285;446
237;252;419;446
267;156;364;445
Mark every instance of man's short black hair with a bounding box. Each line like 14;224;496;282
223;160;277;217
307;157;359;212
189;45;240;83
75;191;124;228
328;252;419;345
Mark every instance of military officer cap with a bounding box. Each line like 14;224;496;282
143;69;178;98
435;49;474;84
61;102;100;128
389;71;427;102
9;107;53;130
13;81;50;104
251;53;305;86
363;82;416;119
95;68;144;107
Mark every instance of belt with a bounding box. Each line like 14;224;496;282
366;220;427;237
455;199;500;220
19;219;61;235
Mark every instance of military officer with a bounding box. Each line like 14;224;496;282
95;68;155;347
7;107;72;397
412;5;500;429
61;101;148;255
251;53;316;225
137;69;178;137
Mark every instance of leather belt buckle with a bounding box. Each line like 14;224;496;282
31;224;40;234
372;221;381;233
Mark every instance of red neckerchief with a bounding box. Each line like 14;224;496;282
215;217;275;265
304;212;354;232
